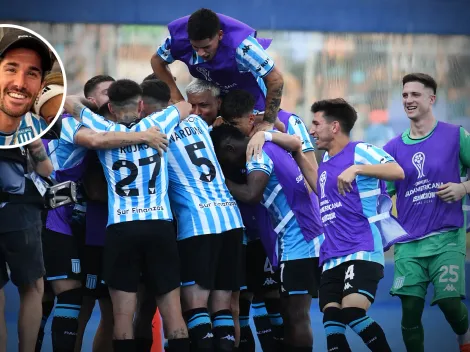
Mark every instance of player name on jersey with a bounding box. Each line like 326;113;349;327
119;144;150;154
170;125;204;143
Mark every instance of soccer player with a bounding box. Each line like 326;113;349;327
186;79;222;127
0;28;52;145
211;122;323;352
42;99;167;352
306;98;405;352
383;73;470;352
64;79;192;352
151;8;284;126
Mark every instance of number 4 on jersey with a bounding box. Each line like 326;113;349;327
345;264;355;282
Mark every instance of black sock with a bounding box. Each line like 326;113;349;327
239;298;255;352
114;339;136;352
264;298;284;352
36;299;54;352
135;337;153;351
343;307;391;352
323;307;351;352
212;310;235;351
251;299;274;351
184;308;213;351
51;288;82;352
167;338;190;352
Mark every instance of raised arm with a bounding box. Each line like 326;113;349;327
151;36;185;103
246;131;301;160
262;67;284;124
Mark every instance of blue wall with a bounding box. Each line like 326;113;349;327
1;0;470;35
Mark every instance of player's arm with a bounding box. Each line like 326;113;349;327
226;171;269;204
61;111;169;155
236;36;283;125
74;127;168;155
246;131;302;160
437;127;470;202
338;143;404;196
225;151;272;204
151;36;185;103
25;139;53;177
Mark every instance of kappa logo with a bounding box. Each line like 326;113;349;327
202;332;214;339
444;284;457;292
242;44;252;55
412;152;426;179
221;335;235;342
393;276;405;289
343;282;353;290
263;277;278;286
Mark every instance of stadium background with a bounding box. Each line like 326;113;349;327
1;1;470;350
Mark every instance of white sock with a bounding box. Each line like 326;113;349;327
457;328;470;345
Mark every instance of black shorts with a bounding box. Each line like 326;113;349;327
0;226;45;287
81;245;108;299
42;229;82;282
104;219;180;295
178;228;244;292
246;239;280;294
279;258;320;298
319;260;384;311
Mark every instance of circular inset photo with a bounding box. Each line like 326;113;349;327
0;24;66;148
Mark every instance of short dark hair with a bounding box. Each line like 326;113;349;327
188;8;221;41
402;73;437;94
210;123;246;157
143;73;158;82
107;79;142;113
311;98;357;135
220;90;255;124
141;79;170;104
83;75;115;98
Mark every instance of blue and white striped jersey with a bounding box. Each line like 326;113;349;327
168;115;243;240
0;112;47;146
79;106;181;226
47;116;87;178
246;151;324;261
285;114;315;153
157;35;274;79
322;143;395;272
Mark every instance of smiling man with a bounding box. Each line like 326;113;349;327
0;28;52;146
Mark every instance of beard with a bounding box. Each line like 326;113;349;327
0;89;34;118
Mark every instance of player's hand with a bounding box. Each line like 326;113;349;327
436;182;468;203
144;126;168;156
212;116;226;128
337;165;358;196
246;131;266;161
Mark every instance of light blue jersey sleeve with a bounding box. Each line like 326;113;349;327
235;35;274;79
60;118;82;144
246;150;274;176
146;106;181;134
156;36;175;64
286;114;315;152
80;108;114;133
354;143;395;166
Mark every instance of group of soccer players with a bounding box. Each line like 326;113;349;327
33;7;470;352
